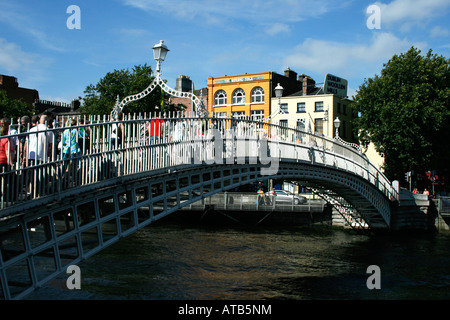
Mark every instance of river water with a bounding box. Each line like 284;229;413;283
26;218;450;301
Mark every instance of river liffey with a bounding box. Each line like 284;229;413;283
26;218;450;301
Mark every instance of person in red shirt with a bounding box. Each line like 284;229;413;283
0;126;13;172
149;117;164;144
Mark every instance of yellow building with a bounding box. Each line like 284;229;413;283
207;69;304;120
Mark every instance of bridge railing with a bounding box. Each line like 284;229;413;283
0;112;398;215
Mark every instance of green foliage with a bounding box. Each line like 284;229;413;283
79;64;173;116
0;89;36;119
353;47;450;181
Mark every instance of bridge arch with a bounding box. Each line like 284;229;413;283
0;114;398;299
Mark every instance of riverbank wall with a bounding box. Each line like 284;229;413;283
159;190;450;232
390;188;449;232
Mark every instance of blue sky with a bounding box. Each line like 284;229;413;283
1;0;449;105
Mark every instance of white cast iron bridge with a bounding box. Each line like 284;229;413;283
0;113;398;299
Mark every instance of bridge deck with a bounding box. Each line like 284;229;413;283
0;113;398;299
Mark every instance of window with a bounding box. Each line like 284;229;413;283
295;120;306;142
232;111;245;119
343;104;347;115
232;88;245;104
314;118;324;135
251;87;264;103
297;102;306;113
337;102;341;113
315;101;324;112
214;112;227;118
296;119;306;132
251;110;264;121
279;120;288;136
214;90;227;106
280;103;288;113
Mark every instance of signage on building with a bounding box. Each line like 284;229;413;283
215;76;264;84
323;74;348;97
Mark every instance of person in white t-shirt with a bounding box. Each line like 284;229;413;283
24;115;54;164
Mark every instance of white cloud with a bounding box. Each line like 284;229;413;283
283;32;413;78
266;23;291;36
0;38;51;88
121;0;332;26
0;1;64;52
371;0;450;32
430;26;450;38
0;38;37;73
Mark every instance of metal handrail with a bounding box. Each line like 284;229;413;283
0;112;398;214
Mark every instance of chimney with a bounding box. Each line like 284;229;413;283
284;67;297;80
299;74;315;95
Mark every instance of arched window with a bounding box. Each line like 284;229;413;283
251;86;264;103
232;88;245;104
214;90;227;106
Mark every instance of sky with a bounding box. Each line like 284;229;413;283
0;0;449;105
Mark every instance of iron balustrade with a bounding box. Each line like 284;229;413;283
0;112;398;214
0;112;400;299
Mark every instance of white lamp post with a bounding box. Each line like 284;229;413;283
111;39;205;119
334;116;340;138
274;83;284;115
152;40;169;74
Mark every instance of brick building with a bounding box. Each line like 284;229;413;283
169;75;208;115
0;74;39;106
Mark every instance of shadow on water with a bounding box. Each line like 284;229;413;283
25;217;450;300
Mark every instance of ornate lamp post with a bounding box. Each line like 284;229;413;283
333;116;341;138
274;83;284;115
152;40;169;74
267;83;284;122
333;116;362;152
111;40;205;120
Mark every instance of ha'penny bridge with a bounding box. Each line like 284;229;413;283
0;39;406;299
0;112;401;299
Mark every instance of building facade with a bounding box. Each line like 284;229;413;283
0;74;39;106
169;75;208;115
271;92;356;142
207;68;304;120
270;73;358;143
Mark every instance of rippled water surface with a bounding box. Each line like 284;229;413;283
27;220;450;300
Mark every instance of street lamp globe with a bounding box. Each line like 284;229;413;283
334;117;341;137
333;117;340;129
274;83;284;98
152;40;169;62
153;40;170;73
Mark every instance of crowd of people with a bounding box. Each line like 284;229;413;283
0;113;90;173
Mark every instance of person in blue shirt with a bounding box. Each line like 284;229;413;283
61;118;81;183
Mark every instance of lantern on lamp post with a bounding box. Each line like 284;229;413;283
334;116;341;138
152;40;169;74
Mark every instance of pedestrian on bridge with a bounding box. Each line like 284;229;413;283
61;118;81;185
23;114;54;165
111;112;124;149
0;126;13;172
257;188;265;205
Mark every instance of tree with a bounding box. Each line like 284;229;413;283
0;90;36;119
80;64;175;116
353;47;450;182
